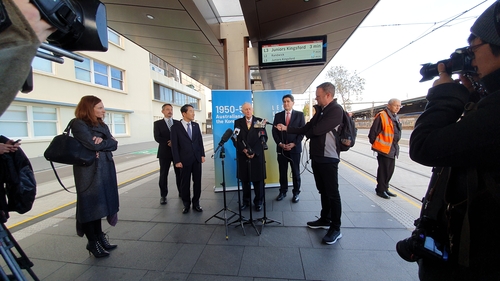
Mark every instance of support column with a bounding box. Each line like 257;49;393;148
220;21;249;90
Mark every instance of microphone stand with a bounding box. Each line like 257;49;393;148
205;145;239;240
255;135;281;232
243;156;260;235
227;133;246;235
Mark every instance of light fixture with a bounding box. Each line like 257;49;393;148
146;14;154;20
192;55;197;58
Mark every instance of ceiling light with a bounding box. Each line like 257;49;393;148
192;55;197;58
146;14;154;20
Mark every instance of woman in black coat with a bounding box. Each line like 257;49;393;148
72;95;119;258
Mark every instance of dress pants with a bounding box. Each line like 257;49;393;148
375;155;395;193
158;157;181;197
179;161;202;208
311;160;341;230
242;180;264;206
277;152;301;195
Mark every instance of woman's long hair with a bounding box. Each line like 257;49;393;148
75;95;104;127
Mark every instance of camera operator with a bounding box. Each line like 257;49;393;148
0;0;55;116
409;1;500;279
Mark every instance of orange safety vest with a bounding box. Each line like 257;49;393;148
371;110;394;155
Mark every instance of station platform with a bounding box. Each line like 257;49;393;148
3;139;421;280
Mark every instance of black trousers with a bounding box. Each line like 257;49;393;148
242;180;264;206
158;157;181;198
312;160;341;230
81;219;102;241
375;155;395;193
179;161;202;208
277;152;301;195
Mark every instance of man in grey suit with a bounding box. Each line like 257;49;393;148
153;104;181;205
272;94;305;203
171;104;205;214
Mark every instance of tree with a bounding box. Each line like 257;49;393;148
302;102;310;117
325;65;365;111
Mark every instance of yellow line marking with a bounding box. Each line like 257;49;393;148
10;168;161;229
340;161;421;209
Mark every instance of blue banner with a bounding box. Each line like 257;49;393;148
212;90;252;191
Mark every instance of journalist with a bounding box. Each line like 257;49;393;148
409;1;500;279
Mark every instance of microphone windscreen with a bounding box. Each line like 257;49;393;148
234;128;240;135
221;128;233;142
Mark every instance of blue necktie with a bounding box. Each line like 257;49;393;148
187;123;192;139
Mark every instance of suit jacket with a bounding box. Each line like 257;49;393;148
170;120;205;166
272;110;305;153
153;118;180;160
233;116;267;181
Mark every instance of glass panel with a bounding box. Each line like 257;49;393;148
0;123;28;137
113;114;125;123
75;57;90;70
75;68;91;81
111;68;122;79
94;61;107;75
32;56;52;72
114;124;126;134
95;73;108;86
33;107;56;120
108;29;120;45
111;79;123;90
33;122;57;136
0;105;27;121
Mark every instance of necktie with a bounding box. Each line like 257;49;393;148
167;118;173;130
187;123;192;139
285;111;290;126
247;119;251;129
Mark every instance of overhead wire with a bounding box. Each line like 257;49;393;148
359;1;489;74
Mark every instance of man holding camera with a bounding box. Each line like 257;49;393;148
409;1;500;279
233;102;267;212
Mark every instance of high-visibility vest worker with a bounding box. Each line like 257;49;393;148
371;110;393;155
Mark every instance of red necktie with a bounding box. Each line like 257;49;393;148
285;112;290;126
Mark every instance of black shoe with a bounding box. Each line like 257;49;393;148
98;232;117;250
240;204;249;210
255;205;262;212
160;197;167;205
307;218;330;229
276;193;286;201
386;190;397;197
193;206;203;212
376;191;390;199
292;194;299;203
322;228;342;245
182;207;190;214
86;241;109;258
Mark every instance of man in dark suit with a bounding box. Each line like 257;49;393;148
272;94;305;203
153;103;181;205
171;104;205;214
233;102;268;212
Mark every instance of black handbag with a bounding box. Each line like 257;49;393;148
44;119;96;166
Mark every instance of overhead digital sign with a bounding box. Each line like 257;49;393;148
258;35;327;69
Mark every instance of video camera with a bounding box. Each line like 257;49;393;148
419;47;475;82
23;0;108;92
396;167;450;263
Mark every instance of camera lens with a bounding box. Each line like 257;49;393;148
396;238;418;262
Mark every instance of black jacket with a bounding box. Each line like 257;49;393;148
410;68;500;276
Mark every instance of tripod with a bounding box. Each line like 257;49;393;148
0;223;38;281
241;157;260;235
205;146;240;239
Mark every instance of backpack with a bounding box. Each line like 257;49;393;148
1;146;37;214
336;109;357;152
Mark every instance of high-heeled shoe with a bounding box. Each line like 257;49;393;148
86;240;109;258
98;232;117;250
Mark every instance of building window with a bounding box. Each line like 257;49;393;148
153;83;199;109
32;49;53;73
108;29;121;46
75;57;124;90
0;105;57;138
105;112;128;135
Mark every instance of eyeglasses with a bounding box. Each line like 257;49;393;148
467;42;488;58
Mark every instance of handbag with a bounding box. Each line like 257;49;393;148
44;119;96;166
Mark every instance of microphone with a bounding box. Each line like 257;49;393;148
232;127;240;141
258;130;268;150
214;128;233;154
253;119;272;128
241;140;254;156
